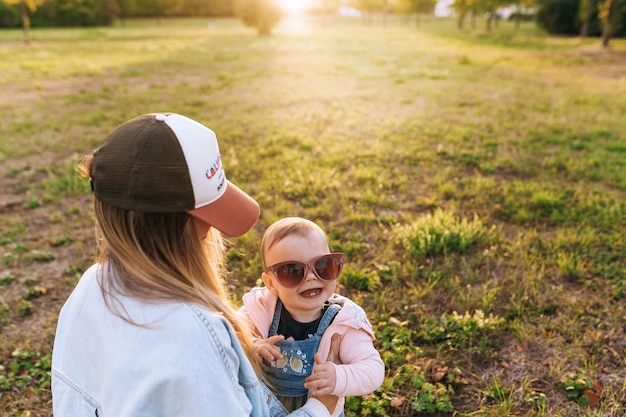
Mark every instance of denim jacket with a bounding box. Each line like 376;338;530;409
51;263;331;417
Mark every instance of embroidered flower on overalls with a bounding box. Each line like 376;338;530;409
275;356;288;369
289;356;304;373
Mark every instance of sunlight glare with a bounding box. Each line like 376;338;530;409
279;0;311;14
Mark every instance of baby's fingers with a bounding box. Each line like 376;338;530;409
257;347;277;362
305;378;333;397
267;335;285;345
254;336;284;361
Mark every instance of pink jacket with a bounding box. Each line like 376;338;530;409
239;288;385;417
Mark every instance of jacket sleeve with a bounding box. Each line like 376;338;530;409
192;306;332;417
331;328;385;397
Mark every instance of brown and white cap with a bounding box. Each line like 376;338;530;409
90;113;260;237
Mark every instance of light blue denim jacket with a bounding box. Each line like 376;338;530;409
51;263;331;417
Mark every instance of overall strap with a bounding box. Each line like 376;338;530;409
316;303;341;336
268;298;283;337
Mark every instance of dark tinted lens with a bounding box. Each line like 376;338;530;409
314;255;341;280
277;263;305;286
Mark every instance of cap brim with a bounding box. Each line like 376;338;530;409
187;181;260;237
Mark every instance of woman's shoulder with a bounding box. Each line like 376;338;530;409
184;303;235;336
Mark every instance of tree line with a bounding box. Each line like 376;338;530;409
447;0;625;42
537;0;626;43
1;0;625;44
0;0;236;28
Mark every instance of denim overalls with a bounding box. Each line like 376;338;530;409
264;299;341;412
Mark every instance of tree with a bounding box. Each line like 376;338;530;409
234;0;282;35
205;0;236;16
135;0;181;23
510;0;537;29
409;0;437;26
466;0;510;32
536;0;580;34
579;0;593;36
117;0;138;24
599;0;614;46
350;0;388;25
452;0;475;29
3;0;43;43
480;0;499;31
55;0;117;26
452;0;465;29
538;0;626;38
455;0;501;31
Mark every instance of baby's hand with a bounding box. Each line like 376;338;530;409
304;358;337;397
253;335;285;362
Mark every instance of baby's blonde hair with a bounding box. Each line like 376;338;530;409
260;217;328;268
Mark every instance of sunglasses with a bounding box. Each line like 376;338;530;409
265;253;345;288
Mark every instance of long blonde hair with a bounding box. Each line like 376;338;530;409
79;155;260;372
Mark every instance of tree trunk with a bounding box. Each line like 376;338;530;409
20;1;31;44
602;19;610;47
457;10;466;30
580;0;592;37
600;0;614;47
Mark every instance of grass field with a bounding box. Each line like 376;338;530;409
0;15;625;416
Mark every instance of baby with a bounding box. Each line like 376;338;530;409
238;217;385;417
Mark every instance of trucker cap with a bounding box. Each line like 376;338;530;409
90;113;260;237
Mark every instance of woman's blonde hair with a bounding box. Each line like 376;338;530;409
260;217;328;268
79;155;260;372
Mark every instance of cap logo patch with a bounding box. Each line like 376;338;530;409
205;155;222;180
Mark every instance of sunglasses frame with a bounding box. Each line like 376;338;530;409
265;252;345;288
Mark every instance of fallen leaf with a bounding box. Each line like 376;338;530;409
592;380;603;394
390;396;405;408
431;365;448;382
583;390;601;407
34;285;48;295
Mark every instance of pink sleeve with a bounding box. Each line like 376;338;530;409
331;328;385;397
239;289;275;338
236;304;259;336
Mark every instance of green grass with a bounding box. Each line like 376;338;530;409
1;15;625;417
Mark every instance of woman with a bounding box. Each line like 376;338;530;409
51;113;337;417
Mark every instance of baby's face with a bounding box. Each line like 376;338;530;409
263;232;337;323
